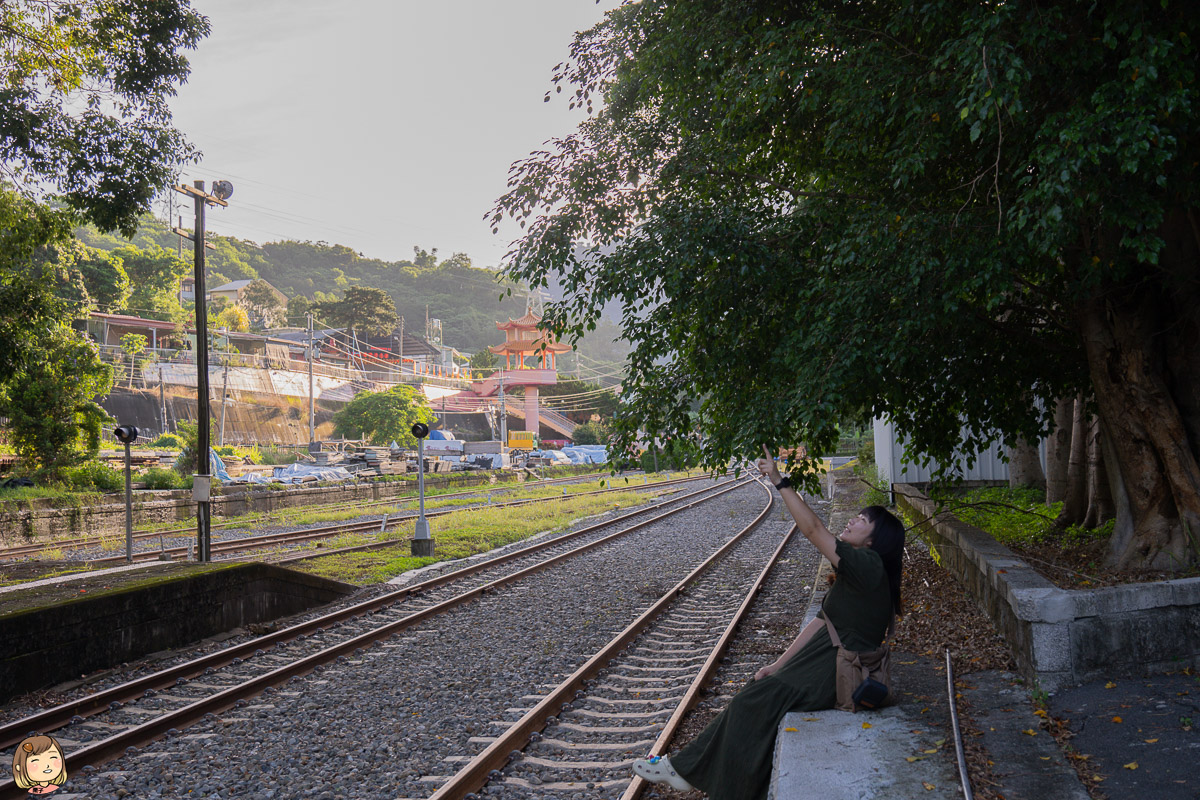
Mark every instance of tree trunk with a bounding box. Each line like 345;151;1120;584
1078;211;1200;569
1007;438;1045;490
1045;396;1074;504
1083;415;1114;528
1056;394;1088;527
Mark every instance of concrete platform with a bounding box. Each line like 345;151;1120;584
770;706;960;799
0;561;354;702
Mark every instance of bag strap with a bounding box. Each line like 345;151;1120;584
822;611;843;649
821;596;894;650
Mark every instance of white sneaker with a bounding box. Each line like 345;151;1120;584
632;754;694;791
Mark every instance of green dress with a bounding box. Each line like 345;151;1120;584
671;540;893;800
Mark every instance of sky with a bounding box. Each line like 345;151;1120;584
169;0;621;269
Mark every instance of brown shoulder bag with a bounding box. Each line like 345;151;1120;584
823;613;894;711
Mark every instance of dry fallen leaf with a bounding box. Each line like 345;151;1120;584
862;722;872;729
1112;716;1123;723
784;727;797;732
923;782;936;791
1124;762;1139;770
907;756;925;762
1144;738;1159;744
1022;729;1038;736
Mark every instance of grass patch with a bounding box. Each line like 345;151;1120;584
294;489;650;585
0;563;96;588
928;485;1111;549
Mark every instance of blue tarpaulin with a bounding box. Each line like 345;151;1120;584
560;446;608;465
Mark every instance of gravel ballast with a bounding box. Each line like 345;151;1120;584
25;480;783;799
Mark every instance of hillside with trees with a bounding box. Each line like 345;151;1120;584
73;214;631;373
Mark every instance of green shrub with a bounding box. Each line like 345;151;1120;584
256;446;299;466
639;438;700;472
572;421;606;446
140;467;184;490
150;433;184;449
854;437;876;474
60;461;125;493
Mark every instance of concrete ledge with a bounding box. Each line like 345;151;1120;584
0;562;354;702
895;483;1200;691
769;709;959;799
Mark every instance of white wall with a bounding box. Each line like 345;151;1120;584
873;416;1046;485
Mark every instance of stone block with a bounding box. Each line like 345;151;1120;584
1088;582;1174;615
1170;577;1200;606
1030;621;1074;673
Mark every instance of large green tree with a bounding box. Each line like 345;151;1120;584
0;325;114;478
117;244;189;322
332;386;437;447
0;0;209;235
313;286;398;336
239;278;285;329
493;1;1200;569
1;1;207;474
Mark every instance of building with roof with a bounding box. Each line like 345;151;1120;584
86;312;182;349
208;279;287;307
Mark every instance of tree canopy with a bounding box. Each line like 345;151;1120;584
313;286;398;336
332;385;437;448
0;0;209;236
494;1;1200;568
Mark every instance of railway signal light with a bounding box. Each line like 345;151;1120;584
114;424;139;562
412;421;433;556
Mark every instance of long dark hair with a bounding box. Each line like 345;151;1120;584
862;505;905;618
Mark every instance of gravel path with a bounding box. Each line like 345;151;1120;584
22;480;775;799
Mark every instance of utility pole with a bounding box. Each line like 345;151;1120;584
158;366;167;434
307;311;315;446
498;371;507;446
218;361;230;446
173;179;231;563
398;317;404;379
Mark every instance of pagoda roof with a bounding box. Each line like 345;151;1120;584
496;310;544;331
489;340;571;355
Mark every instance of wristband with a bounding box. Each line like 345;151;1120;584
774;475;793;491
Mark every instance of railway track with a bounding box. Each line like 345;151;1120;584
426;505;794;799
0;475;754;799
0;473;709;567
0;469;633;561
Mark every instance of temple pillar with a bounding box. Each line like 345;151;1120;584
524;386;539;435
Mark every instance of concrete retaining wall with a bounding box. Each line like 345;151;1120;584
0;563;353;702
0;465;601;543
895;483;1200;692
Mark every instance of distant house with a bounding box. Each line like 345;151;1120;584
87;312;181;349
208;279;287;308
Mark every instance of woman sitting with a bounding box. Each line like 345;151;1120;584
632;447;905;800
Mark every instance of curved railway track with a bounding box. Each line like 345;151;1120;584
0;473;710;567
0;475;753;799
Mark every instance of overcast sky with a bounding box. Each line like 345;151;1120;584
169;1;620;269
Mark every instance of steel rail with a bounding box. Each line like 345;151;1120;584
426;479;778;800
0;476;748;767
68;474;710;566
946;649;975;800
0;470;691;560
620;516;800;800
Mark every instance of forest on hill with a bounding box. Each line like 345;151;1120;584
73;215;629;374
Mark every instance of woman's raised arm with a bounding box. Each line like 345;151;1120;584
757;446;841;567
